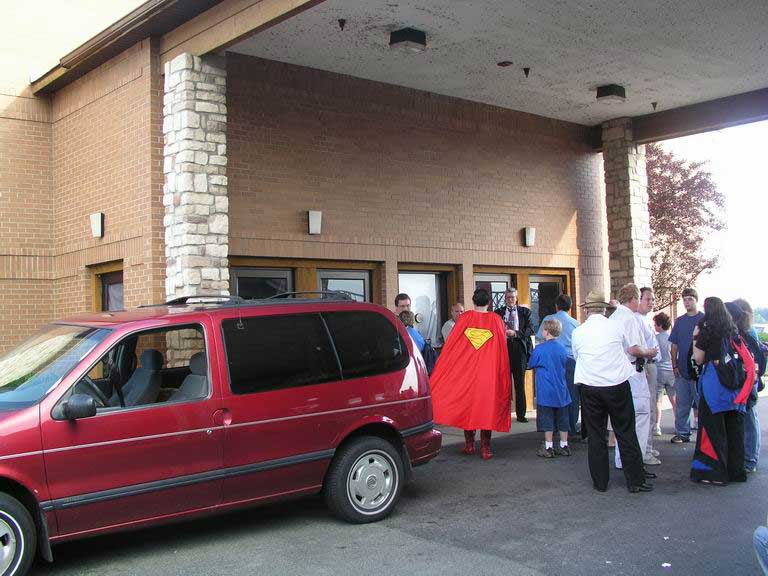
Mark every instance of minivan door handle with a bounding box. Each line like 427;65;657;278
213;408;232;427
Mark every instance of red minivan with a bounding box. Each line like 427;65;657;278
0;295;441;576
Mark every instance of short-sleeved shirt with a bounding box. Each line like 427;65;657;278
536;310;580;358
669;312;705;375
656;331;672;371
573;314;635;387
441;319;455;344
609;304;649;397
527;339;571;407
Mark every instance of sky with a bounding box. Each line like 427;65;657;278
659;121;768;308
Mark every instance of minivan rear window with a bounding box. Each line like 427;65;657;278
322;311;408;379
222;314;340;394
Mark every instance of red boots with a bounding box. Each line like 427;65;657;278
480;430;493;460
461;430;476;455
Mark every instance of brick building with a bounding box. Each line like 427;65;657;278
2;1;767;410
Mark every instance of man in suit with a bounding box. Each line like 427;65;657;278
495;288;534;422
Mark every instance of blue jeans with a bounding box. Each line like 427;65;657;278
565;358;579;434
674;376;697;438
755;526;768;575
745;405;761;470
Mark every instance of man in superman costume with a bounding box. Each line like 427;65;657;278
430;288;512;459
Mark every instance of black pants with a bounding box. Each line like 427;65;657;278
581;382;646;490
508;340;528;419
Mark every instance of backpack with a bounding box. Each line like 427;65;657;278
421;339;438;375
714;335;756;406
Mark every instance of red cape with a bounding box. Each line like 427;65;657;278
430;310;512;432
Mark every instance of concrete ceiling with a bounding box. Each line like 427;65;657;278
229;0;768;126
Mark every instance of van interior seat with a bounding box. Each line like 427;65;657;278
110;349;163;407
171;352;207;402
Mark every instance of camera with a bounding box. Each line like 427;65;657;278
634;357;646;372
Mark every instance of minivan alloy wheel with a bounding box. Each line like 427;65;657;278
346;450;396;513
0;518;17;574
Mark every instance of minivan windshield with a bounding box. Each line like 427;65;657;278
0;324;112;411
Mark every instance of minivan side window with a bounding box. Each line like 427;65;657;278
322;311;409;379
222;314;340;394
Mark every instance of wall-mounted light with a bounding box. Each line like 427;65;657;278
308;210;322;235
90;212;105;238
523;226;536;247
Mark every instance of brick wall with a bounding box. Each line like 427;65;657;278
226;55;608;309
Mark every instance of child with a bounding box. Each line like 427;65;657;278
528;318;571;457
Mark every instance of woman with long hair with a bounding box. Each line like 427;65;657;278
690;297;754;485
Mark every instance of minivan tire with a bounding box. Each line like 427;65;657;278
0;493;36;576
324;436;404;524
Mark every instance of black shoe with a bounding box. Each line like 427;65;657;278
627;482;654;493
518;417;529;423
593;484;608;492
670;435;690;444
644;471;657;479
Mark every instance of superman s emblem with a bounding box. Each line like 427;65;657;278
464;328;493;350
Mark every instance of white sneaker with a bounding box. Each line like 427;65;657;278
653;424;662;436
650;449;660;457
644;455;661;466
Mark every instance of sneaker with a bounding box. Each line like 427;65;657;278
518;417;529;423
644;455;661;466
537;446;555;458
651;449;660;457
653;424;662;436
555;445;571;457
671;435;690;444
746;466;757;473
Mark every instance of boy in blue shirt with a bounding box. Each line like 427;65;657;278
528;319;572;457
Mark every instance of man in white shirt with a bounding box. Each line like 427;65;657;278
572;290;651;493
610;284;659;473
440;302;464;344
638;287;662;464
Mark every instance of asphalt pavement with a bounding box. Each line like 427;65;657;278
30;401;768;576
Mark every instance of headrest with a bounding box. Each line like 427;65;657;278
189;352;207;376
140;349;163;370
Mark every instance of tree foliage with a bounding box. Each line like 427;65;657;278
646;143;726;309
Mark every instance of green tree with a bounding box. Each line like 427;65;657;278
646;143;726;309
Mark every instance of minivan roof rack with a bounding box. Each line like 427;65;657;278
267;290;361;301
139;294;246;308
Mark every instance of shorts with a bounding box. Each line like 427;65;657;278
656;368;675;400
537;404;570;432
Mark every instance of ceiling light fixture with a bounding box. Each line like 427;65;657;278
596;84;626;103
389;27;427;53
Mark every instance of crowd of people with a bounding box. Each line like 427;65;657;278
395;283;766;569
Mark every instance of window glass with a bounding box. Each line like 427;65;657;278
323;311;408;379
318;270;370;302
223;314;340;394
529;276;564;330
73;324;208;410
231;268;294;299
100;271;124;311
474;274;516;311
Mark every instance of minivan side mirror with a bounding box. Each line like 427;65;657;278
62;394;97;420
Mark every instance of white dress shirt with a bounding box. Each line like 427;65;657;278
572;313;635;387
635;312;661;362
609;304;649;398
441;319;455;344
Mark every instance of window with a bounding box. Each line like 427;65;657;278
69;324;208;412
323;311;408;379
231;268;293;299
100;271;124;311
529;275;566;330
398;272;446;343
474;274;516;311
317;270;370;302
223;314;340;394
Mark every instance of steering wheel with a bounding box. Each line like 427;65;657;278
79;375;110;407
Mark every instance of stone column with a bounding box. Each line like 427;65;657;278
162;53;229;300
602;118;653;294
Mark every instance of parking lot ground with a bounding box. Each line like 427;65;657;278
31;403;768;576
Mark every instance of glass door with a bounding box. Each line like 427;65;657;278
474;274;515;311
529;275;565;329
397;273;444;343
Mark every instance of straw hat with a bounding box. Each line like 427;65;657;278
580;290;610;309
